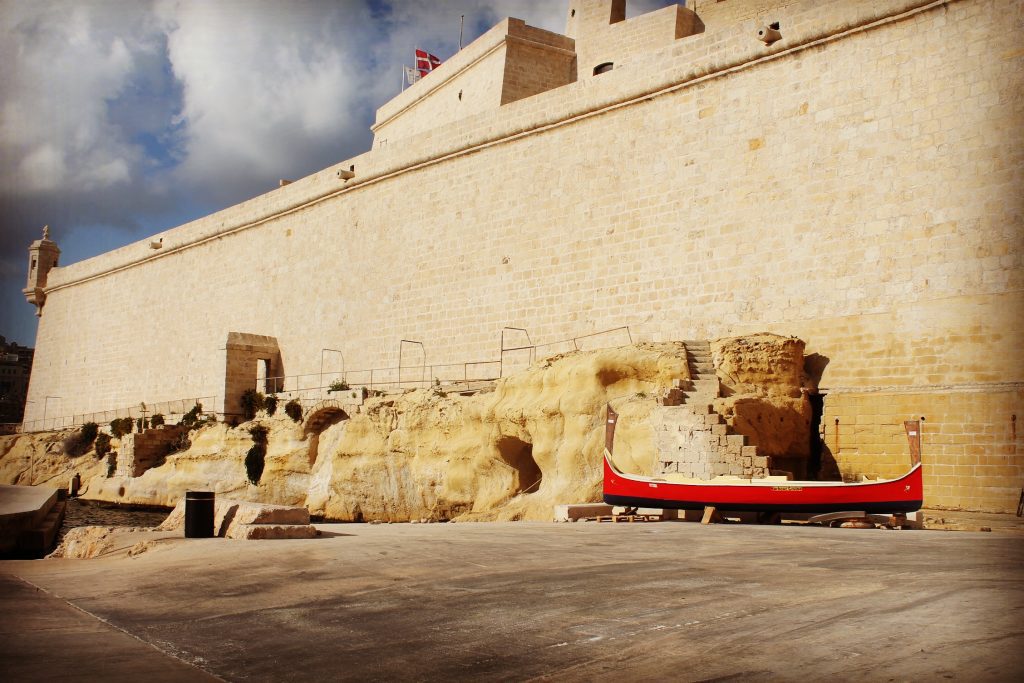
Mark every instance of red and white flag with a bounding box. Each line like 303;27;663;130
415;48;442;78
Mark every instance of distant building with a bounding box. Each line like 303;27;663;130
0;336;33;427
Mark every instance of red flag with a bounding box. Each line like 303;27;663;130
415;49;442;78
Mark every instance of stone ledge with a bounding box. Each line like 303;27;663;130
159;498;312;537
225;524;320;540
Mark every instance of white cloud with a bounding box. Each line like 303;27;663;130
154;0;376;199
0;0;681;345
0;3;154;196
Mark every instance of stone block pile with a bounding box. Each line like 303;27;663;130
655;341;769;480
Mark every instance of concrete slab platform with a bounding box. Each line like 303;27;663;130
0;573;219;681
3;522;1023;681
0;485;58;518
0;485;61;557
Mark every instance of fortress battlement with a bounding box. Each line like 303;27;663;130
21;0;1024;513
47;0;943;293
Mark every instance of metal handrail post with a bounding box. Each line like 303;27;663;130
398;340;425;390
500;327;531;378
320;348;345;399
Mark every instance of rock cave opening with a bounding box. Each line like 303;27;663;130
496;435;542;495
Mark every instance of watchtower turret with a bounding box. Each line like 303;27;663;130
23;225;60;316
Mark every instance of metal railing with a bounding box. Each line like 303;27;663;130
20;395;219;433
259;359;503;400
20;325;636;432
501;325;633;370
258;325;634;399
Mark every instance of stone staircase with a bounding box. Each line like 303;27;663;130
653;341;769;480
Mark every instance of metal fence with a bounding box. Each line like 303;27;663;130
257;325;634;399
18;325;635;432
20;395;219;433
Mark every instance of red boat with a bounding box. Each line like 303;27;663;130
602;405;923;514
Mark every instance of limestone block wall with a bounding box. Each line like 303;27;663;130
692;0;807;30
823;389;1023;513
500;31;577;106
23;0;1024;511
115;426;185;478
223;333;281;417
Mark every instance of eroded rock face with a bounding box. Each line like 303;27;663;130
0;430;107;488
711;333;812;462
48;525;154;559
309;343;688;522
1;338;814;522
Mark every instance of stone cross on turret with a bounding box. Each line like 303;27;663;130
24;225;60;316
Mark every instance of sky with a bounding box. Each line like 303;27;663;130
0;0;671;347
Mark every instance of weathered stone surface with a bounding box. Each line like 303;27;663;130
49;526;154;560
4;344;690;523
230;502;310;526
0;431;106;488
711;334;812;460
225;524;319;540
159;498;311;536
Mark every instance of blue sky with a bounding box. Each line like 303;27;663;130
0;0;669;347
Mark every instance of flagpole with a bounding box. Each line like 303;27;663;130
459;15;464;50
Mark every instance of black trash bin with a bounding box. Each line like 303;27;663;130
184;490;215;538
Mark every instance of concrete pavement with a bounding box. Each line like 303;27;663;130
2;521;1023;681
0;573;219;681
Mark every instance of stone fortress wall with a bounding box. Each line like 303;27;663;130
22;0;1024;512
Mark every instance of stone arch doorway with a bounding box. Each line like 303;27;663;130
496;435;542;495
303;400;351;465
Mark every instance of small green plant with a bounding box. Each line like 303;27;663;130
240;389;265;421
180;403;203;429
110;417;133;439
284;399;302;422
165;430;192;455
150;413;165;428
63;422;99;457
264;395;278;416
328;379;350;393
245;424;268;485
94;432;111;458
